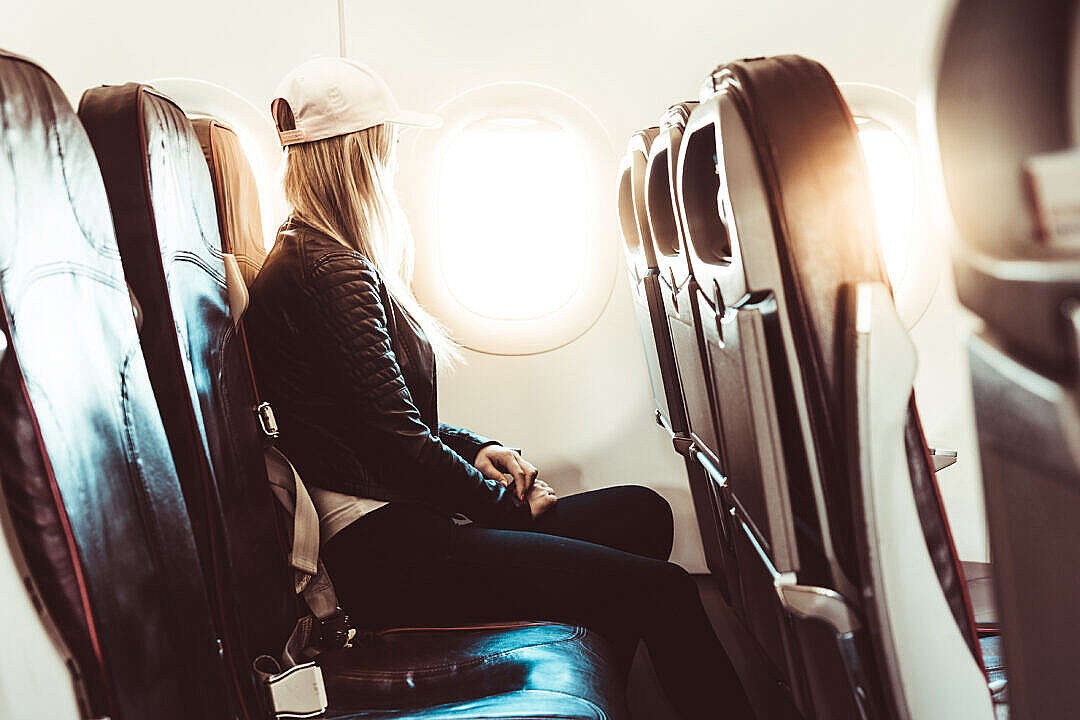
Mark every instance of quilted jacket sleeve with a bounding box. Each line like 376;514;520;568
438;423;499;464
305;251;530;527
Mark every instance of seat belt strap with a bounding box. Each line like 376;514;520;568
263;447;320;584
264;434;355;661
224;252;353;663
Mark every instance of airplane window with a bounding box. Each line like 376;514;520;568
840;82;935;331
403;82;616;356
856;118;915;287
438;117;587;320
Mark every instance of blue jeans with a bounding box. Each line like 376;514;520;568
322;485;754;719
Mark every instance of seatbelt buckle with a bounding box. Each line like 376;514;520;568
261;660;328;719
255;401;280;439
315;608;356;652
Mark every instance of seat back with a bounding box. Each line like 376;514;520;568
79;83;296;718
682;54;988;718
0;51;231;720
618;125;734;595
645;102;722;457
617;127;682;433
932;1;1080;717
641;102;737;602
677;80;816;699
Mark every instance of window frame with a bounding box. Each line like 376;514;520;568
400;81;617;356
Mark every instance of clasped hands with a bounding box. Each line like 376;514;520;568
474;444;556;518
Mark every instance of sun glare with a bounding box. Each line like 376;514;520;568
857;121;915;286
438;117;587;321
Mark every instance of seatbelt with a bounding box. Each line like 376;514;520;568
222;254;354;661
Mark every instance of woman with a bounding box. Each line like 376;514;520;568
244;56;754;719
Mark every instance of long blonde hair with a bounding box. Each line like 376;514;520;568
279;122;459;365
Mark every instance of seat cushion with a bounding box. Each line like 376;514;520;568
320;622;626;719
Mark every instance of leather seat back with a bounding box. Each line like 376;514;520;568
0;51;231;720
681;54;986;717
640;102;737;602
619;125;736;598
79;84;296;717
933;1;1080;717
617;128;685;433
678;84;811;693
645;102;720;458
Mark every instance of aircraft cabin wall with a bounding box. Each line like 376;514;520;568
1;0;986;569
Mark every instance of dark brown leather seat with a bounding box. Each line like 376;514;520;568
616;127;731;598
641;101;741;611
617;128;672;428
0;50;232;720
79;82;628;720
679;55;996;718
79;82;296;718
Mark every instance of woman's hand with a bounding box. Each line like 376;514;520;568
474;445;538;503
526;479;558;519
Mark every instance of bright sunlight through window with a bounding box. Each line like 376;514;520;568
438;117;587;321
856;119;915;286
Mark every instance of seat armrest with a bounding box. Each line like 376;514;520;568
927;443;958;472
962;560;997;630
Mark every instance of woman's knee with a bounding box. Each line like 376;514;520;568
620;485;674;561
628;558;701;616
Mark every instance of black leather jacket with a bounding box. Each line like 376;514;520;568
244;221;530;526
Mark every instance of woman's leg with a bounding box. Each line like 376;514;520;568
322;501;755;720
523;485;675;561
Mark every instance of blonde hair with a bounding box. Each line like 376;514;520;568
280;123;459;365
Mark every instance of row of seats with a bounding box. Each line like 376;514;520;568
0;50;626;719
618;55;1008;719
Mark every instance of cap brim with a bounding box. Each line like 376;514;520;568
388;109;443;129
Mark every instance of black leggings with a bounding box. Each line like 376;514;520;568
322;485;754;719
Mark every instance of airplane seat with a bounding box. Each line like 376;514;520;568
641;103;740;608
79;82;629;720
676;82;820;709
618;126;733;598
617;128;672;430
78;83;296;717
931;0;1080;717
645;103;723;463
0;50;233;719
689;54;997;718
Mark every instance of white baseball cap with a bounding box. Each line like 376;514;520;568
271;57;442;147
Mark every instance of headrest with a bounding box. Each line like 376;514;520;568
617;127;660;269
646;103;697;258
931;0;1079;373
192;118;268;287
